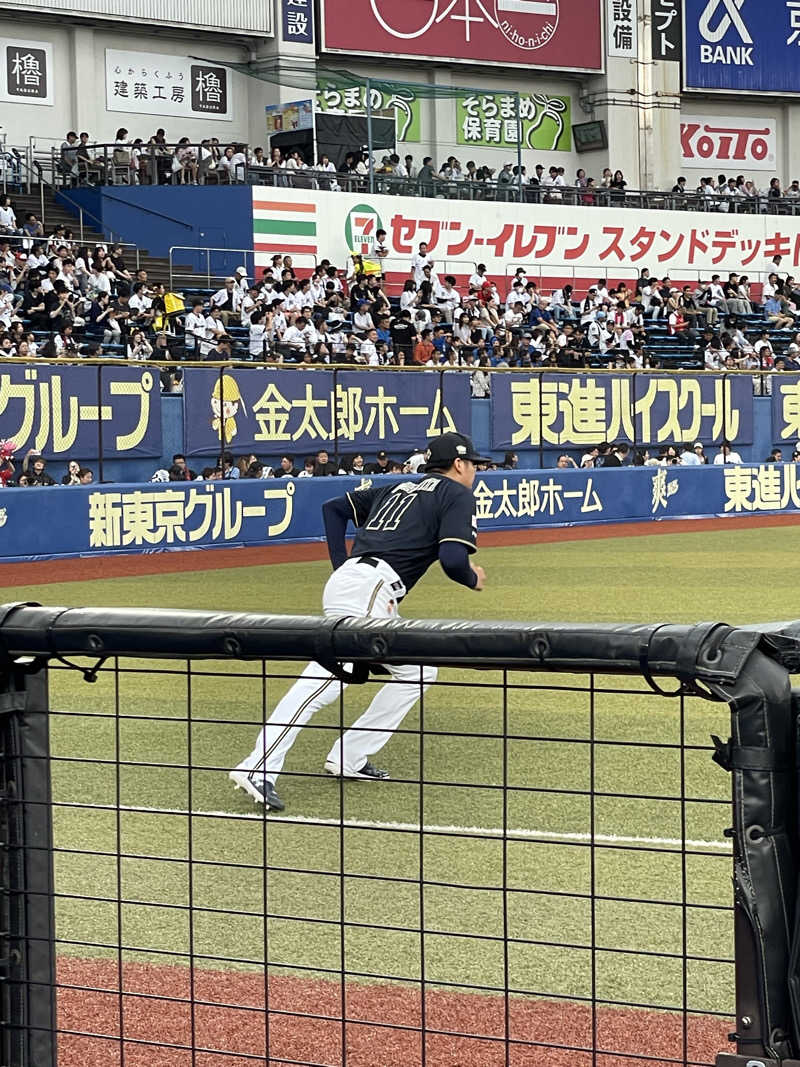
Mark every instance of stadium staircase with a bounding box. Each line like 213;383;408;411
14;186;193;288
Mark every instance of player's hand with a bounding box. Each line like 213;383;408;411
471;564;486;591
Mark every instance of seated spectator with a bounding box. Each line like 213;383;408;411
78;468;94;484
297;456;315;477
127;328;153;361
221;451;239;479
367;450;392;475
22;450;55;485
172;138;198;184
713;440;742;464
172;453;196;480
274;455;300;477
313;448;338;476
61;459;81;485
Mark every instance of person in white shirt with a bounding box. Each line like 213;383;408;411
202;309;226;356
358;328;380;365
679;443;702;466
352;303;375;336
587;312;611;351
282;316;312;356
0;196;21;236
411;242;434;285
209;277;243;325
713;442;742;464
184;300;207;354
434;275;461;323
468;264;488;291
248;311;269;359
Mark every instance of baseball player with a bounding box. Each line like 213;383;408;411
230;431;488;812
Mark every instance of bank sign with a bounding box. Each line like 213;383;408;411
684;0;800;94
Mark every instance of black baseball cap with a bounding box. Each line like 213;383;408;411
423;432;490;471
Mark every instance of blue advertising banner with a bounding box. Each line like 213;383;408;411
282;0;314;44
183;369;471;457
771;374;800;445
684;0;800;94
0;463;795;564
489;373;753;450
0;364;161;459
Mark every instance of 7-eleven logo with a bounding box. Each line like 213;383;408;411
345;203;384;257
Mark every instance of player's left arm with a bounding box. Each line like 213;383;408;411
437;487;484;590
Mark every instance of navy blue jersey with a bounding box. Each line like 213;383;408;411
347;474;477;590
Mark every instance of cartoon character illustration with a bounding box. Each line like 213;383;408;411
211;375;245;444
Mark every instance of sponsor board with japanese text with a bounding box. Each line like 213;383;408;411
680;115;776;172
0;38;52;106
252;185;800;278
606;0;638;58
0;365;161;459
316;82;421;143
455;92;570;152
684;0;800;94
282;0;314;43
2;465;799;564
490;373;753;450
105;48;231;120
182;368;471;457
320;0;603;72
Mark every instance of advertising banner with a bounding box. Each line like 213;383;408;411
316;81;421;143
680;115;776;172
5;463;799;564
265;99;314;136
490;373;753;449
105;48;231;120
320;0;603;72
282;0;314;43
251;185;800;278
652;0;682;61
684;0;800;94
182;368;471;457
0;38;52;106
606;0;638;58
0;364;161;460
455;92;570;152
770;375;800;445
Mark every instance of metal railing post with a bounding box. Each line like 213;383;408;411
97;363;105;484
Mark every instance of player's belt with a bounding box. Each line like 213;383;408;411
356;556;405;598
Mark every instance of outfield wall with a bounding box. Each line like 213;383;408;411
0;464;795;564
0;363;785;484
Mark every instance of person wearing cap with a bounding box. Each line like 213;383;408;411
230;430;488;812
209;275;242;326
234;266;249;292
366;450;392;475
680;442;702;466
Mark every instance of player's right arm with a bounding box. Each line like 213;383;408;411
321;488;381;569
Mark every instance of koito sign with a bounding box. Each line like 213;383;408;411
680;116;776;171
320;0;603;71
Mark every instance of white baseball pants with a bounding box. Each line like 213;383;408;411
240;557;437;784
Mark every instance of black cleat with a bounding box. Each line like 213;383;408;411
229;769;285;811
324;759;390;780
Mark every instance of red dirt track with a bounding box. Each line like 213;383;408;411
57;959;732;1067
3;512;800;588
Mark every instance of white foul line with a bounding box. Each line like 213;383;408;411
63;803;731;852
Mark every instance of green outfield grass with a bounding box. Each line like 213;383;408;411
9;524;791;1023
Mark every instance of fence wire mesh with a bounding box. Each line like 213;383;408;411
21;652;735;1067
